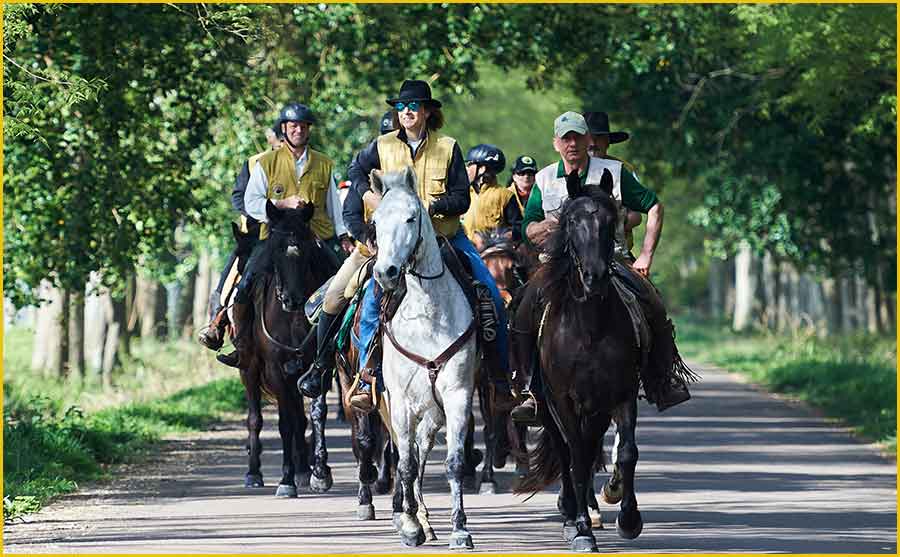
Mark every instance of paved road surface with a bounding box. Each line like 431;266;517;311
4;364;896;553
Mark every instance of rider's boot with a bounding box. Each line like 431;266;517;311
349;339;380;413
198;302;228;351
298;311;337;398
510;394;539;426
638;283;692;412
216;286;252;369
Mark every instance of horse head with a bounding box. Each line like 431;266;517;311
556;168;617;301
370;166;432;291
265;201;317;312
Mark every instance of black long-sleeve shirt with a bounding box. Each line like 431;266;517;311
343;130;471;242
231;160;251;216
503;196;524;242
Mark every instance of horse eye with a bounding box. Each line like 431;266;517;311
406;216;415;223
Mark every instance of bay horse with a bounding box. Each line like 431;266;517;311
513;169;643;552
369;166;479;549
228;204;338;497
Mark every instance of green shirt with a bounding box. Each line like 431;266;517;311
521;160;658;244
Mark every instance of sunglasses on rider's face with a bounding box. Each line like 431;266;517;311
394;101;421;112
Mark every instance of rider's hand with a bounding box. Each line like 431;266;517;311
274;195;303;210
632;252;653;278
339;234;355;254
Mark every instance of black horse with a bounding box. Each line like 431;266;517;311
229;204;338;497
513;169;643;552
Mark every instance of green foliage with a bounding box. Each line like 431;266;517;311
677;317;897;447
3;375;246;521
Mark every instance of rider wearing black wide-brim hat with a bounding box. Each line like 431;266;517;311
326;79;517;413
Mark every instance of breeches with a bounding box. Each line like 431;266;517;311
322;247;371;315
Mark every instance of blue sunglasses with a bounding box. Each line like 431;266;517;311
394;101;421;112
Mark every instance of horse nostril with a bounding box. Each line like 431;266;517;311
386;265;399;279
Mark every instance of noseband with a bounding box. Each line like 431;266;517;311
401;203;445;281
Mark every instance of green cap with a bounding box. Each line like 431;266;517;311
554;111;589;137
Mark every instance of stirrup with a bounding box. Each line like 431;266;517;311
510;393;540;426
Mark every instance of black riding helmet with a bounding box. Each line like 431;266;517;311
465;143;506;174
379;110;395;135
277;102;316;128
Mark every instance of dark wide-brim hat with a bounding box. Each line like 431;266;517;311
583;111;629;144
386;79;442;109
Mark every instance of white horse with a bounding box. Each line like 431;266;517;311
370;166;478;550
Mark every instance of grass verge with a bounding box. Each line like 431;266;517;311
674;315;897;455
3;327;247;522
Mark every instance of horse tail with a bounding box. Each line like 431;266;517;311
513;419;562;495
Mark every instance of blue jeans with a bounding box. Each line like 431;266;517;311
357;229;510;381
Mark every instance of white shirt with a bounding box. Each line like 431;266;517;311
244;147;347;237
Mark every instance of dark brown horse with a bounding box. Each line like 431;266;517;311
513;170;643;552
229;205;338;497
334;287;401;522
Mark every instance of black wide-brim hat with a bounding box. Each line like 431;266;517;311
386;79;442;109
583;111;629;144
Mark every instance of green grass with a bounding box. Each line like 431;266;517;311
675;315;897;454
3;327;248;522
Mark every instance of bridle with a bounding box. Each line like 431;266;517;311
401;201;445;281
563;199;613;303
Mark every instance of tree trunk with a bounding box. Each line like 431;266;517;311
839;276;855;332
732;242;755;332
708;258;724;321
192;250;214;335
724;256;736;320
135;275;164;339
821;277;841;336
83;272;108;373
31;280;56;372
43;288;70;378
179;267;197;340
67;287;85;379
760;252;777;329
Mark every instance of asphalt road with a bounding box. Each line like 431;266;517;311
3;363;896;553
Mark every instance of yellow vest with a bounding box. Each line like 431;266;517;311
376;130;460;237
465;182;514;240
257;145;335;240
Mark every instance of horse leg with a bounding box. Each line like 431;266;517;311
414;410;441;542
443;389;475;550
612;399;642;540
375;426;395;495
275;383;299;498
355;412;378;520
391;400;425;547
462;410;480;492
243;369;265;488
309;390;333;493
601;430;624;505
478;380;498;495
569;416;603;552
293;387;312;489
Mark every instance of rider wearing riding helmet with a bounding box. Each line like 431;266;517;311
296;109;399;398
217;102;348;369
511;110;691;423
198;119;283;360
461;144;523;245
341;79;517;413
508;155;538;215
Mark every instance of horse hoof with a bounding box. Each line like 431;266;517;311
374;478;392;495
479;481;497;495
400;528;426;547
563;524;579;543
296;472;311;488
448;530;474;550
591;513;604;529
425;527;437;541
275;484;297;498
615;512;643;540
244;474;264;488
392;512;403;531
310;471;333;493
357;504;375;521
571;535;598;553
601;483;622;505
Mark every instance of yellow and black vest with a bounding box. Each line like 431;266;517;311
257;145;335;240
376;130;459;237
464;182;515;240
508;184;530;214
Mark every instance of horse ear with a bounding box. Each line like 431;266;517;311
565;167;582;199
370;169;386;196
265;200;284;223
599;168;614;197
402;165;417;192
299;201;315;223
